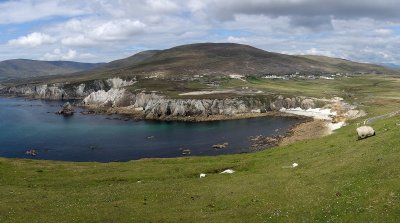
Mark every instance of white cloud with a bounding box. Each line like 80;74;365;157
374;29;393;36
41;48;95;61
61;35;95;47
91;19;147;41
226;36;248;44
145;0;180;13
1;0;400;65
305;48;334;57
0;0;89;24
8;32;56;47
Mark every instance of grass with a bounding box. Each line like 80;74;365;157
2;74;400;222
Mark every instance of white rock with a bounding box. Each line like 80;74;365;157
106;77;135;88
199;173;207;178
75;83;86;96
83;88;126;107
292;163;299;168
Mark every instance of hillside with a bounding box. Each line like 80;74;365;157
0;59;104;81
1;110;400;222
59;43;396;82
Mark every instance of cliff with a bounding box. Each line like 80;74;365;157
0;77;322;120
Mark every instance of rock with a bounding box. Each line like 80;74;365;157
345;109;367;120
356;126;375;139
58;102;74;116
2;77;331;120
300;99;315;109
292;163;299;168
199;173;207;178
106;77;135;88
83;88;132;107
212;142;229;149
25;149;38;156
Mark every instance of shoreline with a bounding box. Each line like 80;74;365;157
82;104;326;151
1;95;337;156
81;105;310;122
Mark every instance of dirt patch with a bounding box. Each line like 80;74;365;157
280;119;329;146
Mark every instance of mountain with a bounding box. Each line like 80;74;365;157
100;50;160;70
3;43;397;84
0;59;104;81
63;43;396;81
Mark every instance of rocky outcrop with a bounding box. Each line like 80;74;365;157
83;88;134;107
106;78;136;88
1;77;323;120
269;96;316;111
0;77;130;100
58;102;74;116
82;88;320;119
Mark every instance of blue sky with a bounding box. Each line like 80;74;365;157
0;0;400;65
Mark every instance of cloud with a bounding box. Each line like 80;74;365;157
57;18;147;47
304;48;334;57
91;19;147;41
226;36;248;44
0;0;89;24
61;35;96;47
202;0;400;29
1;0;400;65
41;48;95;61
8;32;56;47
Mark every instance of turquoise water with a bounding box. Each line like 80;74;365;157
0;97;300;162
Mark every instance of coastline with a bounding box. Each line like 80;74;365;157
1;95;342;154
82;104;328;151
280;119;330;146
82;105;310;122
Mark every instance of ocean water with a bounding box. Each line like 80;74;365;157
0;97;300;162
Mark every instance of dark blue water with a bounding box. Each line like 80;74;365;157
0;97;300;162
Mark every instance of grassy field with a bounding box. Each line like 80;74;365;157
2;75;400;222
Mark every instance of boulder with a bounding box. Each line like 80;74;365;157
58;102;74;116
300;99;315;109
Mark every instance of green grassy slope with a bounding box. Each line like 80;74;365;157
1;114;400;222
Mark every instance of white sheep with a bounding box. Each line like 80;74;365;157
356;126;375;140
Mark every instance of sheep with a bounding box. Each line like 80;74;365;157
356;126;375;140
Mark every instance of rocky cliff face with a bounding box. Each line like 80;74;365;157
0;77;322;119
0;78;133;100
82;89;320;119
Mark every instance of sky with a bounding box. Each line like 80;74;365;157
0;0;400;64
